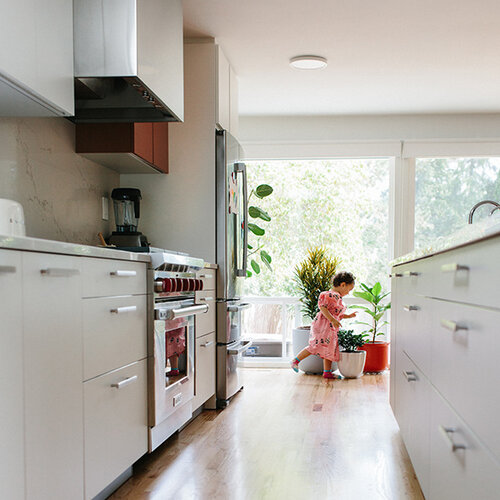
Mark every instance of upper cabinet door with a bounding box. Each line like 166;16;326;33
229;66;239;139
0;0;74;116
216;46;231;131
137;0;184;121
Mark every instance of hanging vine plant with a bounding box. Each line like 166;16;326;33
247;183;273;277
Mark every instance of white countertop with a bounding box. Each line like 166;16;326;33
391;218;500;267
0;234;151;262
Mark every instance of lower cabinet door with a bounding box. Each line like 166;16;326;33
84;360;148;500
429;387;500;500
193;332;216;410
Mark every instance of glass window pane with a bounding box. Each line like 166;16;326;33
415;158;500;250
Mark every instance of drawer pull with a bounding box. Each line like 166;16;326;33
110;270;137;277
0;265;16;274
440;263;469;273
403;305;420;311
389;273;403;278
201;341;215;348
440;319;468;332
110;306;137;314
403;370;417;382
111;375;138;389
439;425;467;452
403;271;420;277
198;273;214;279
199;296;214;302
40;267;79;277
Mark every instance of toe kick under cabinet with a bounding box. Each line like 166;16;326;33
0;247;148;500
391;234;500;500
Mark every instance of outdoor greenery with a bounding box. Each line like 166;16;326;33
293;247;340;321
242;159;390;297
247;183;273;276
351;282;391;343
415;157;500;249
338;329;365;352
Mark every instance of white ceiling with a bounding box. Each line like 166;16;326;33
182;0;500;116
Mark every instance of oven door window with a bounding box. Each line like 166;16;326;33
163;317;190;386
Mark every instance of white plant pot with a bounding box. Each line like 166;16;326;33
338;351;366;379
292;326;337;374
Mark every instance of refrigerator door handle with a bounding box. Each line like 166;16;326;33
235;161;248;277
227;302;252;313
227;340;253;355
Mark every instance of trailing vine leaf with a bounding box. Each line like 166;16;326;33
251;259;261;274
249;206;271;221
246;269;253;277
247;243;253;250
260;250;272;271
255;184;273;198
248;223;265;236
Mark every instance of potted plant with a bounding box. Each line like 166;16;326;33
351;282;391;372
292;247;340;373
337;329;366;378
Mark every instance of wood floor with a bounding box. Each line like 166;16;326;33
110;369;424;500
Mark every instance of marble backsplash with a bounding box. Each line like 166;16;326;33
0;117;118;246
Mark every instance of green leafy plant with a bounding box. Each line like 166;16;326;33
338;329;365;352
247;184;273;276
351;282;391;343
293;247;341;321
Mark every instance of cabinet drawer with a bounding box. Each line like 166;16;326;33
194;332;216;409
430;299;500;460
430;238;500;309
83;295;147;380
429;387;500;500
197;268;216;291
82;258;147;298
195;290;216;337
392;256;435;298
394;349;431;498
84;360;148;500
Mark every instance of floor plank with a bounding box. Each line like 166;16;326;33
109;369;424;500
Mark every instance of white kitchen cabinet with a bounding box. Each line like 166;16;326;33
216;46;231;132
0;251;24;500
84;360;148;500
22;252;84;500
229;65;240;139
391;234;500;499
0;0;74;116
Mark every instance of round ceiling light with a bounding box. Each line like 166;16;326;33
289;55;327;70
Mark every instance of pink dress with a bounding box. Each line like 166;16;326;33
308;291;346;362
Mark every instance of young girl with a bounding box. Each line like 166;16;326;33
291;271;357;379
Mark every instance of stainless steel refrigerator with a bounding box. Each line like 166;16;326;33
216;129;252;408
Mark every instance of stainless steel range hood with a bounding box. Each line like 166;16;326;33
72;0;183;123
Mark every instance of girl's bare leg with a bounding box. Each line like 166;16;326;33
295;347;312;361
323;358;332;371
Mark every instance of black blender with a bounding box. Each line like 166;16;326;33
108;188;150;251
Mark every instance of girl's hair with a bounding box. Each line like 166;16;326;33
332;271;356;287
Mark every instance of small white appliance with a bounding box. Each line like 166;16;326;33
0;199;26;237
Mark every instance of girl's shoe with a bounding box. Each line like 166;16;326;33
166;369;179;376
290;358;300;373
323;371;341;379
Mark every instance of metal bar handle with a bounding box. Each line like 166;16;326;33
201;341;215;348
199;296;214;302
403;305;420;311
439;425;467;452
110;306;137;314
198;273;214;279
227;302;252;313
228;340;253;355
440;319;468;332
441;263;469;273
40;267;80;277
110;270;137;277
403;271;420;277
235;162;248;277
403;370;417;382
168;304;209;320
389;273;403;278
111;375;138;389
0;265;16;273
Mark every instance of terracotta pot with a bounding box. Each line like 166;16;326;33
338;350;366;378
358;341;389;372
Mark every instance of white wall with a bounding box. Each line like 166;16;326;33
239;113;500;159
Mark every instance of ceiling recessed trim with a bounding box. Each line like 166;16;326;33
289;55;327;70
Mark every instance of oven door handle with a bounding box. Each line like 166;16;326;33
227;302;252;313
227;339;253;355
168;304;209;320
